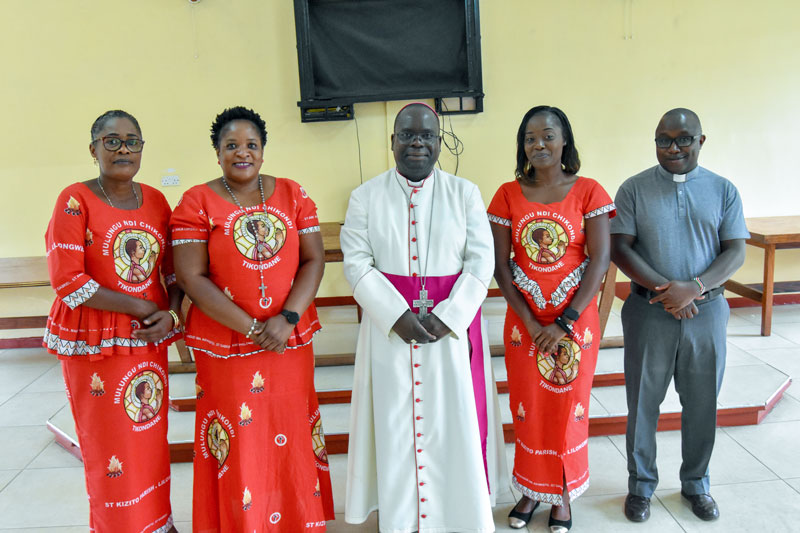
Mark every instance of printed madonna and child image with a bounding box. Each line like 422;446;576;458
123;370;164;423
115;231;159;283
231;211;287;261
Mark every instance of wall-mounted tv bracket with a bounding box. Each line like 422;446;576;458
435;95;484;115
299;104;355;123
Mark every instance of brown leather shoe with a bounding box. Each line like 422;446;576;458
681;491;719;521
624;493;650;522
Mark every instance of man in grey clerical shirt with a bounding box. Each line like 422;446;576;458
610;108;748;523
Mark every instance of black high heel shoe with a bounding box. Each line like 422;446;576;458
548;504;572;533
508;499;540;529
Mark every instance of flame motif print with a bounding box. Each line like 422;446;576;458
107;455;123;477
65;196;81;215
239;402;253;426
510;325;523;347
242;487;252;510
574;403;585;421
250;371;264;393
582;328;593;350
90;372;105;396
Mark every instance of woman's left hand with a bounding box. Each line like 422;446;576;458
533;323;567;355
133;310;175;343
256;315;294;354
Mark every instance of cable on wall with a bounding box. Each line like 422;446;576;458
438;99;465;175
354;113;364;185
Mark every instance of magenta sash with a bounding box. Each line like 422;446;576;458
381;271;489;487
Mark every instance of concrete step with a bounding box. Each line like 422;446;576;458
167;349;627;411
48;363;792;463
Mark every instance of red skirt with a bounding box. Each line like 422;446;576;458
192;344;334;532
61;350;173;532
504;297;599;505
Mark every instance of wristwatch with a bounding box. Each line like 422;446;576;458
554;316;574;338
280;309;300;325
562;307;580;322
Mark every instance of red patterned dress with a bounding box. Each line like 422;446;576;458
488;177;615;505
169;178;334;532
44;182;179;533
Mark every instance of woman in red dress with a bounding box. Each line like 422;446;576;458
488;106;615;532
170;106;334;532
44;110;182;533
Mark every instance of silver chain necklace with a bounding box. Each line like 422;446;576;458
395;171;437;319
97;177;139;208
222;175;273;310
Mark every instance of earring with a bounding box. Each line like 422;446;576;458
93;158;98;166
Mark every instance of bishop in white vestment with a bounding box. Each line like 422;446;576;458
341;103;508;533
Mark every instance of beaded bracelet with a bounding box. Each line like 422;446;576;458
246;318;258;337
167;309;181;329
692;276;706;294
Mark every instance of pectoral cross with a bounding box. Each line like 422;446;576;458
413;289;434;319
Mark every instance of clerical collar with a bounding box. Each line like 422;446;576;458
656;165;700;183
396;168;434;187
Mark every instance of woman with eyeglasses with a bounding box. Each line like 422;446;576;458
170;106;333;531
43;110;181;532
488;105;615;532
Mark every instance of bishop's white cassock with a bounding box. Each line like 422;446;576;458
341;168;509;533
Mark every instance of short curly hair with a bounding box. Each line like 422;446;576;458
90;110;142;141
210;106;268;148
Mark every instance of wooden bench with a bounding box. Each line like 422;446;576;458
723;216;800;336
0;257;52;347
1;222;622;356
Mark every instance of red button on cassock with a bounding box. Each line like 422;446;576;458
411;221;416;225
412;238;417;242
414;364;420;367
416;432;422;437
415;398;422;403
421;498;427;502
421;514;427;518
415;381;421;385
412;255;418;260
419;466;424;470
417;448;423;452
412;273;418;277
419;482;425;486
415;416;422;420
413;345;419;349
409;203;414;208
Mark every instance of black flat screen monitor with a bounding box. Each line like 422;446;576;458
294;0;483;116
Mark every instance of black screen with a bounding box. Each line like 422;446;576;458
295;0;482;105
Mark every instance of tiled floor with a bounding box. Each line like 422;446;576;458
1;304;799;532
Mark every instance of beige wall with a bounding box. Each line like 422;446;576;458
1;0;798;304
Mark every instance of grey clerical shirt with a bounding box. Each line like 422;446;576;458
610;164;749;282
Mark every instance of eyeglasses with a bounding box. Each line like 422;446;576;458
654;135;700;149
92;137;145;152
395;131;440;143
